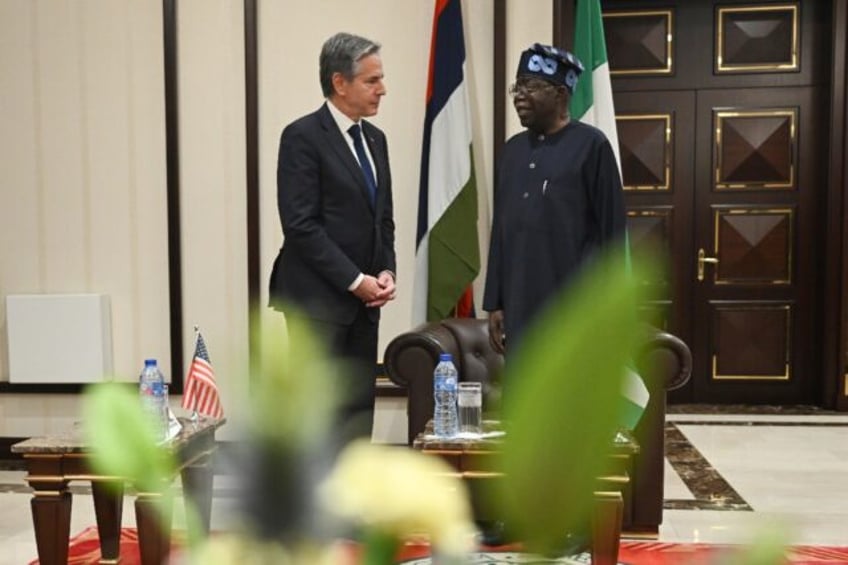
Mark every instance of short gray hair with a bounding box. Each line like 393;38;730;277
319;32;381;98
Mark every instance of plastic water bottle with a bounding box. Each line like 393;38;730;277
433;353;459;437
139;359;167;439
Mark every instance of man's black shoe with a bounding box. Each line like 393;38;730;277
477;520;511;546
549;529;591;557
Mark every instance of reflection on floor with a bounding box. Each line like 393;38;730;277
1;405;847;564
661;405;848;546
664;422;751;512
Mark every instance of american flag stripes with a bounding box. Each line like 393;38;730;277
181;332;224;419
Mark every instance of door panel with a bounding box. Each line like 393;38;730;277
692;87;825;403
615;91;696;340
605;0;829;405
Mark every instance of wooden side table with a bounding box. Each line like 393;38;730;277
413;421;638;565
12;416;224;565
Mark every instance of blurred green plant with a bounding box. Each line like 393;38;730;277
496;247;654;555
250;314;339;449
79;249;789;564
721;526;789;565
82;382;207;551
83;383;176;492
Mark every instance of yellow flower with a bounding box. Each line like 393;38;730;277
318;440;477;556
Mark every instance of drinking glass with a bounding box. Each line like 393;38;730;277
457;382;482;434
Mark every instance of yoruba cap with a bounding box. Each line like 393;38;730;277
516;43;584;94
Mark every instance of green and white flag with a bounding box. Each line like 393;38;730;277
413;0;480;324
570;0;620;168
620;367;651;430
570;0;649;429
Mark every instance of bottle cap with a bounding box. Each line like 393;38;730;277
439;353;453;362
144;359;157;367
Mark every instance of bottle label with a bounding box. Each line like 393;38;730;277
435;376;457;392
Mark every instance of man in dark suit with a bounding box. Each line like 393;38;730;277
269;32;396;444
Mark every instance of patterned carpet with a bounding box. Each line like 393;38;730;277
29;527;848;565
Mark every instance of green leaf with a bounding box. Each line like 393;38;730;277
82;383;176;493
250;311;340;449
497;248;656;555
361;530;400;565
721;527;789;565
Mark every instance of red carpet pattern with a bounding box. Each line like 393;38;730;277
29;527;139;565
31;527;848;565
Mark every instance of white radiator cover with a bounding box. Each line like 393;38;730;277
6;294;113;383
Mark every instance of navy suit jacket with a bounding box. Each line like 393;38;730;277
269;103;396;325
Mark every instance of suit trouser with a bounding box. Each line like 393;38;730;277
285;306;378;447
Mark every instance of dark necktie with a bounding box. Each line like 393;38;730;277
347;123;377;207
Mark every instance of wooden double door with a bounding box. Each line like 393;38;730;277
605;0;831;404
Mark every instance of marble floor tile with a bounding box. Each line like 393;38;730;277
668;413;848;424
662;459;694;501
675;425;848;516
661;509;848;546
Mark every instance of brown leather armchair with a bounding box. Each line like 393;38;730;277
383;318;692;535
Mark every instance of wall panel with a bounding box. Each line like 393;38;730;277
0;0;167;433
505;0;552;139
178;0;249;435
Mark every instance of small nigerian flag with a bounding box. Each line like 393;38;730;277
570;0;650;429
619;366;650;429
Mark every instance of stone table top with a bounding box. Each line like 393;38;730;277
11;416;225;454
413;419;639;454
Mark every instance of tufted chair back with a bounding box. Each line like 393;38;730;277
383;316;692;535
383;318;503;442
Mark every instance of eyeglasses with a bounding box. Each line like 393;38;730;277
508;80;556;96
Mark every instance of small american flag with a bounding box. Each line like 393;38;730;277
181;332;224;418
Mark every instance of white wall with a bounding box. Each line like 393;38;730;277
506;0;553;138
0;0;550;443
0;0;169;435
177;0;251;438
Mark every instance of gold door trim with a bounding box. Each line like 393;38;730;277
714;109;796;190
617;114;672;191
605;9;674;76
712;304;792;381
627;208;672;218
712;356;790;381
716;4;799;73
712;207;794;285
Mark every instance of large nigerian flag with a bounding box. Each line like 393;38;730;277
413;0;480;324
570;0;648;429
570;0;620;166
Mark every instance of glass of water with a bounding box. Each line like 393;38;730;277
457;382;483;434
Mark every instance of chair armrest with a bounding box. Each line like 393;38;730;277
629;326;692;529
384;322;460;388
637;328;693;392
384;321;460;444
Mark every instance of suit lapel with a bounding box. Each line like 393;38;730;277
318;104;375;211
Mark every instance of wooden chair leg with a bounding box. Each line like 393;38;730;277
591;491;623;565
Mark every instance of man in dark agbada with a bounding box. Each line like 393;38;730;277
483;43;626;357
481;43;627;552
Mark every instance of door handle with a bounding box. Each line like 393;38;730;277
697;248;719;281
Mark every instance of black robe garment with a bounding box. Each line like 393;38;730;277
483;120;626;351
